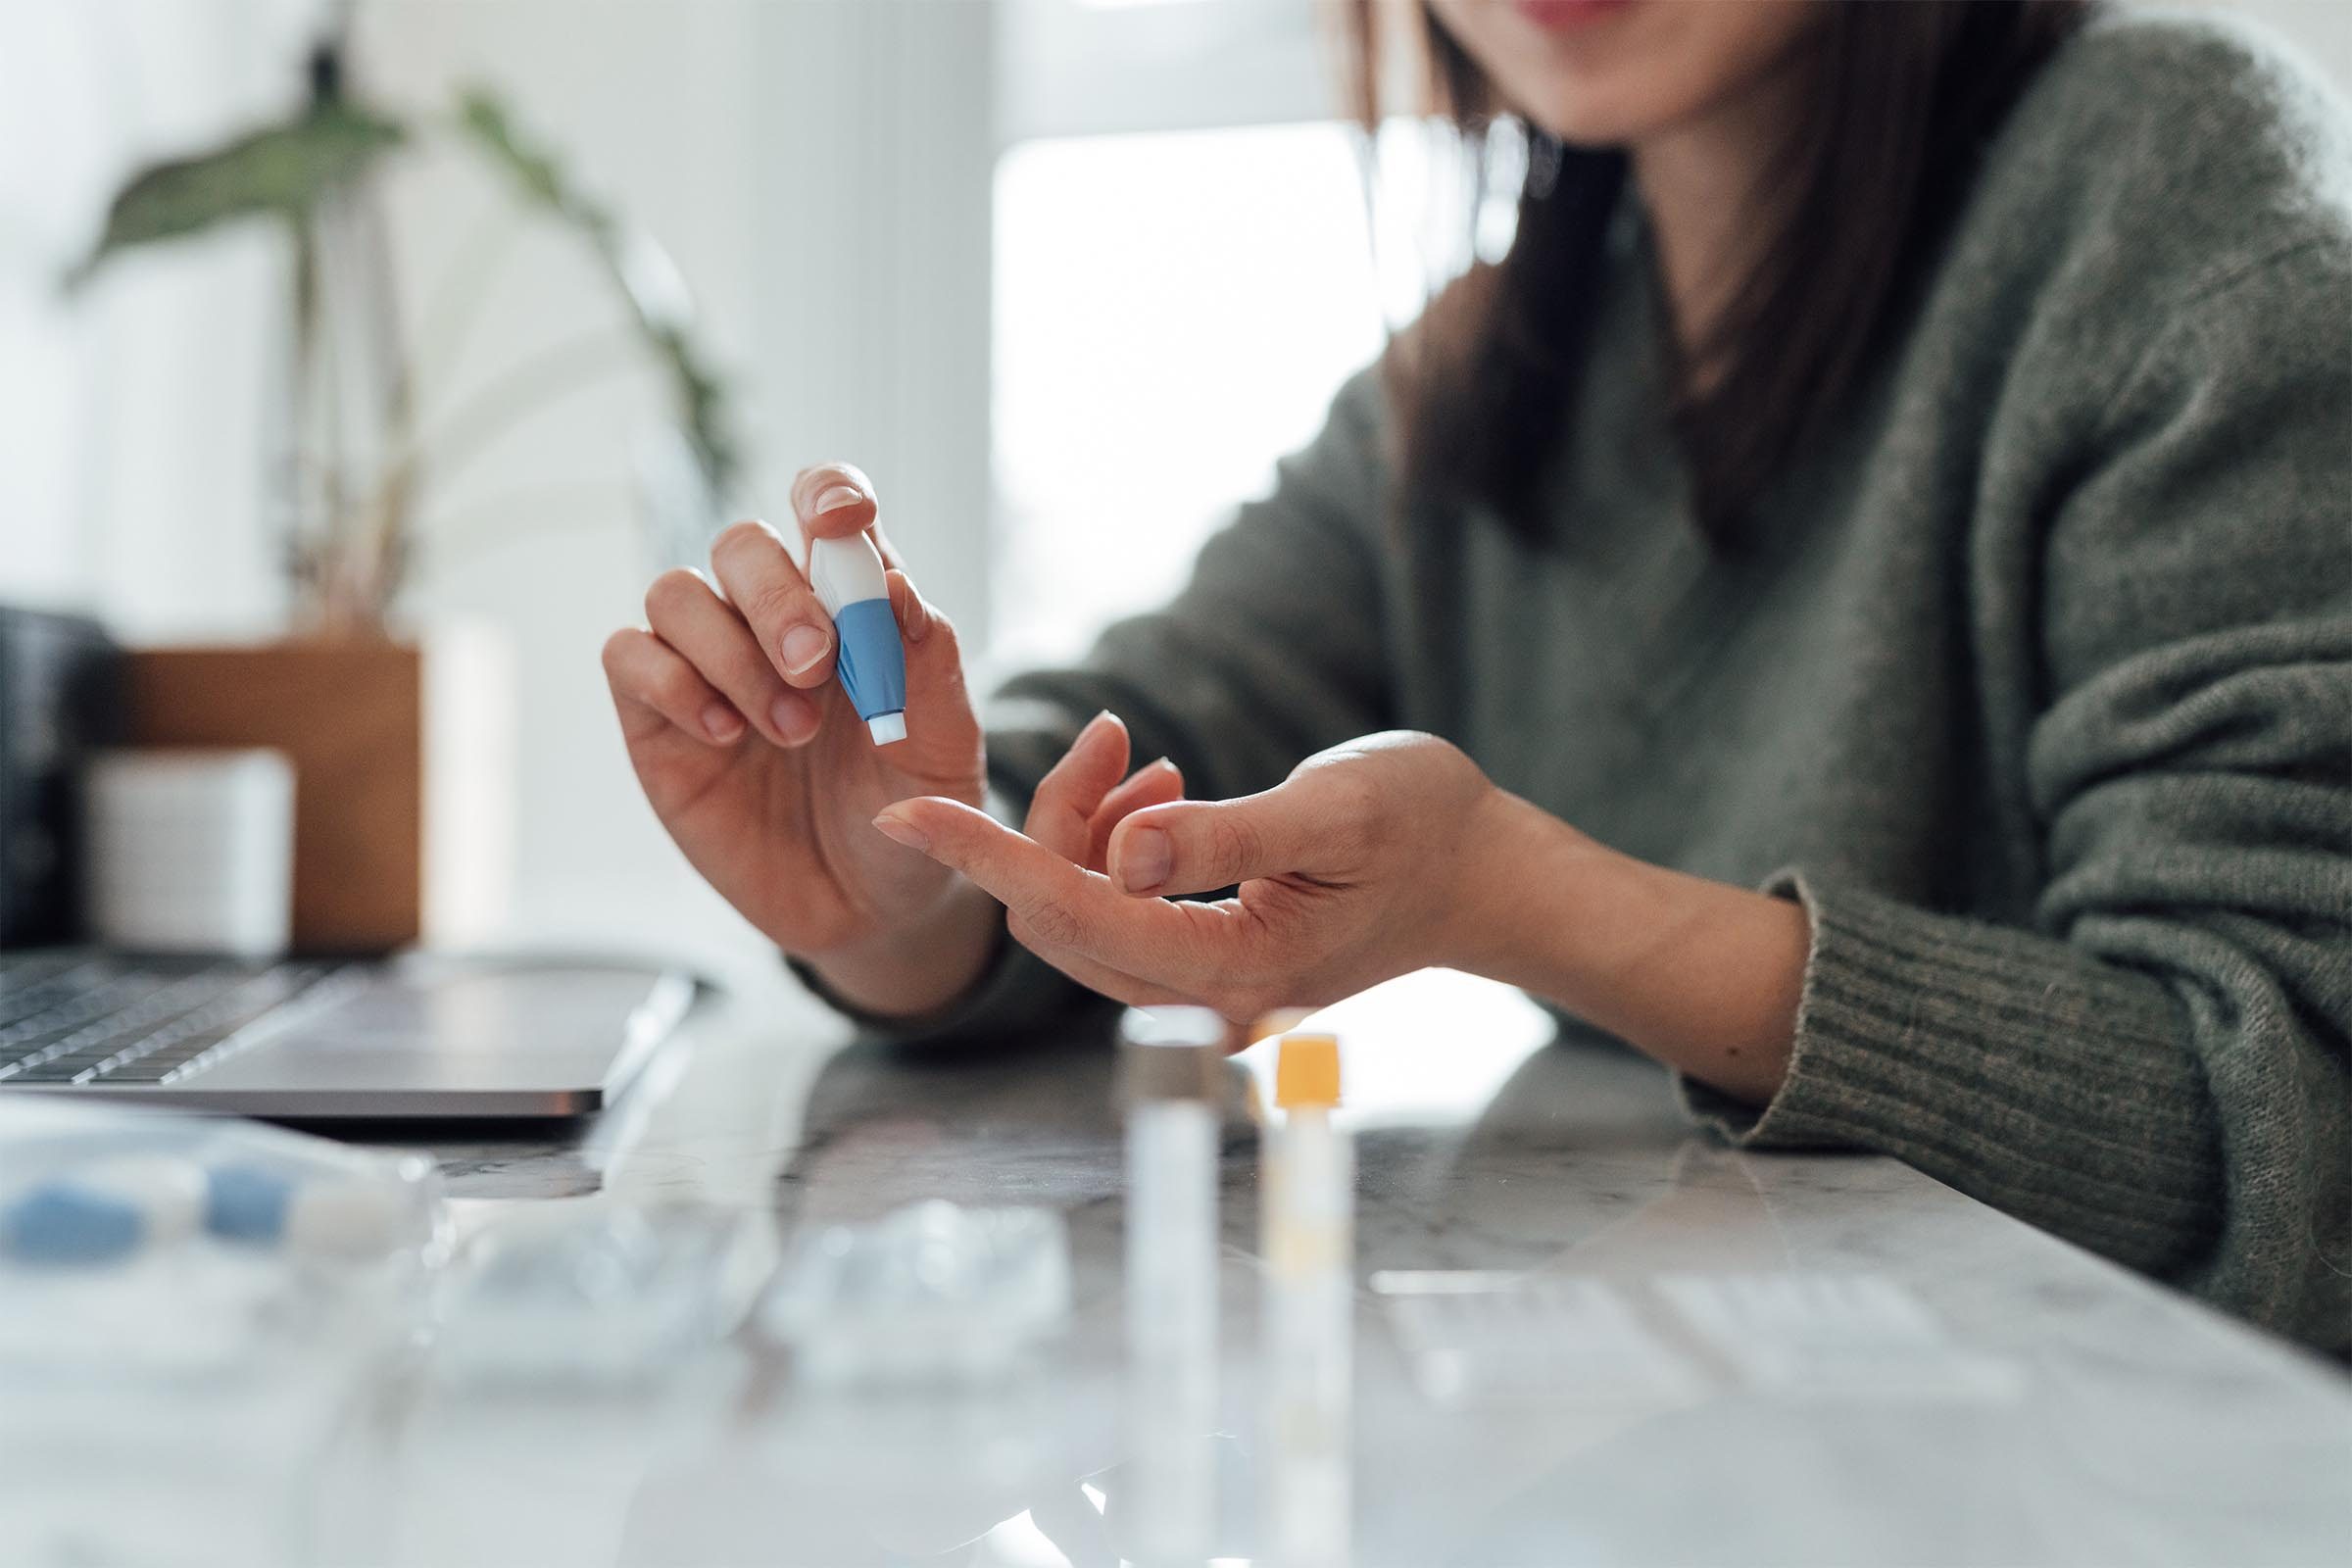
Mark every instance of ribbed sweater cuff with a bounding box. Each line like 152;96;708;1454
1678;867;2189;1169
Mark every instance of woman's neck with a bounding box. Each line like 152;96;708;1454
1629;55;1812;381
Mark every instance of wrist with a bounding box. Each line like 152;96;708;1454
799;877;1004;1020
1454;792;1807;1103
1444;786;1615;987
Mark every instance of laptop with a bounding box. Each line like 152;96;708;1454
0;606;697;1120
0;949;698;1119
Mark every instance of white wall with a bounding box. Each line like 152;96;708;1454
0;0;312;628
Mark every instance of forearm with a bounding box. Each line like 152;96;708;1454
1457;791;1810;1104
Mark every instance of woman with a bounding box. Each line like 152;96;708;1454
600;1;2351;1350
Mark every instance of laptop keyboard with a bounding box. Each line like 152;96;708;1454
0;954;356;1087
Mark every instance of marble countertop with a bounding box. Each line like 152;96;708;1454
6;969;2347;1567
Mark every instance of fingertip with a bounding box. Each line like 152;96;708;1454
792;464;878;537
887;568;932;645
1079;709;1125;752
870;808;930;855
804;500;876;539
882;793;957;829
770;691;821;746
701;701;746;745
876;794;989;860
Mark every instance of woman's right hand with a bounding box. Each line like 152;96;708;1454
601;464;1182;1017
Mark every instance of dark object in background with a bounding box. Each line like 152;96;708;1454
0;609;122;947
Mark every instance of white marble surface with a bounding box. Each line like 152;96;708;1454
4;969;2347;1567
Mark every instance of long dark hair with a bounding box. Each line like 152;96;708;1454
1344;1;2089;545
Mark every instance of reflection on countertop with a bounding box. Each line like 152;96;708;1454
7;970;2346;1567
611;973;2351;1566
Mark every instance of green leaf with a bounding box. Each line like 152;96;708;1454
455;86;742;496
66;100;405;289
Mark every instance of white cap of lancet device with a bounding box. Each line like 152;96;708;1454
866;711;907;746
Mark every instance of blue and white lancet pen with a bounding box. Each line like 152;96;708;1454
808;531;908;746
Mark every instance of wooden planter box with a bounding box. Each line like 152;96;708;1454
122;629;513;955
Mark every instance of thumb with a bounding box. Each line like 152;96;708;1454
1105;782;1326;899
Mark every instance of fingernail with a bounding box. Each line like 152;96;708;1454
1117;825;1170;895
872;811;929;853
782;623;832;674
812;483;864;516
702;702;744;743
772;694;816;744
899;579;931;644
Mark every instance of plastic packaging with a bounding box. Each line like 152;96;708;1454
808;532;907;745
760;1200;1069;1386
0;1098;447;1378
432;1201;766;1386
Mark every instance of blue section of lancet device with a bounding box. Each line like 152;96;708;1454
832;600;907;744
808;532;909;745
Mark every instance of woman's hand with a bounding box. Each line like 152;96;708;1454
602;465;1184;1018
873;728;1810;1102
603;464;998;1014
871;731;1513;1021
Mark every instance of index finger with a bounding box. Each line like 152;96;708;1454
874;796;1237;976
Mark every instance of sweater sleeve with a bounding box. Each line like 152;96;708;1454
1683;246;2352;1348
858;367;1400;1044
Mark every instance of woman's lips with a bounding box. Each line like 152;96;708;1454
1511;0;1635;32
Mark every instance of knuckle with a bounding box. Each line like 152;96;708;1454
743;576;810;629
1017;897;1085;952
1206;813;1263;880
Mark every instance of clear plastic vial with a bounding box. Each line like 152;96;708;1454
1118;1004;1226;1563
1264;1028;1353;1568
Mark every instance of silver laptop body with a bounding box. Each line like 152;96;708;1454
0;950;696;1119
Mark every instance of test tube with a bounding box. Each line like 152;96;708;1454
1118;1004;1226;1563
1263;1027;1352;1568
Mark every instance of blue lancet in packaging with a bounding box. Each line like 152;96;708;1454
808;532;908;745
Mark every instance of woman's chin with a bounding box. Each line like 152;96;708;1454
1517;95;1677;151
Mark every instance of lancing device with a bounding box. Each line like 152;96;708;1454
808;532;908;746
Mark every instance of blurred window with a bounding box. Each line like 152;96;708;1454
989;120;1385;669
988;0;1517;670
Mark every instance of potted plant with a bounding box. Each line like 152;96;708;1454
68;26;744;953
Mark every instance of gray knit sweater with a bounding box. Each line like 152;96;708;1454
910;15;2352;1350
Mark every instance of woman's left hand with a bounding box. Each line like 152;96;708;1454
871;724;1811;1102
869;730;1517;1021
